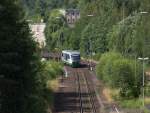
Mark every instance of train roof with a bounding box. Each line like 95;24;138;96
62;50;80;55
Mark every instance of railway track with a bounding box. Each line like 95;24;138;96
53;66;100;113
76;69;98;113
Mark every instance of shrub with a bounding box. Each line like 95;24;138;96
96;52;142;98
37;61;63;112
96;52;123;83
42;61;63;80
112;59;135;97
92;53;101;61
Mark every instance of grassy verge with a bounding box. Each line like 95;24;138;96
102;86;119;103
47;79;59;92
119;99;150;113
102;86;150;113
119;99;142;108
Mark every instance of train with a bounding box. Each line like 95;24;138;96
61;50;80;67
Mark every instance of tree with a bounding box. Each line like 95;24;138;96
0;0;46;113
45;9;66;51
96;52;123;84
108;13;150;58
112;59;142;98
96;52;142;98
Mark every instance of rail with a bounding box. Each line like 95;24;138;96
76;69;97;113
77;70;83;113
84;72;97;113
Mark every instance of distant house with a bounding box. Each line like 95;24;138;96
65;9;80;27
29;21;46;48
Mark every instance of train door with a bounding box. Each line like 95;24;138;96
63;53;69;62
65;54;70;63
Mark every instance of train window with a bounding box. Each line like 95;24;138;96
71;54;80;60
66;55;68;59
68;19;70;22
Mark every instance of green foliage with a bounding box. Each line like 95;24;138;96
119;99;142;108
80;23;93;56
22;0;150;57
96;52;142;98
61;0;150;58
0;0;47;113
92;53;101;61
42;61;63;80
63;0;79;8
108;13;150;58
22;0;79;21
112;59;134;97
26;95;47;113
39;61;63;109
96;52;123;83
45;11;66;51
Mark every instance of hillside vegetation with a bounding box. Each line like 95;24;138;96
0;1;64;113
43;0;150;58
22;0;150;108
43;1;150;109
22;0;79;21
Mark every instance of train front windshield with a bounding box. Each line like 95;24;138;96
71;54;80;60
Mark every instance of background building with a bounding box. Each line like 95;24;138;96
65;9;80;27
29;22;46;48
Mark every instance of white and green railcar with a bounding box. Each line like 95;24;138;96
61;50;80;67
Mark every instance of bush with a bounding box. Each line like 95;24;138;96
42;61;63;80
96;52;142;98
96;52;123;83
37;61;63;112
112;59;135;97
92;53;101;61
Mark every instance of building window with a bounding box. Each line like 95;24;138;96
72;12;74;16
68;19;70;23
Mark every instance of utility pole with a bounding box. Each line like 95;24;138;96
87;14;94;70
56;16;64;51
138;57;149;107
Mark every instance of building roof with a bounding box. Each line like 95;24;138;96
62;50;80;55
66;9;80;14
41;52;61;58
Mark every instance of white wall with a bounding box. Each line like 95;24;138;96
29;23;46;48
